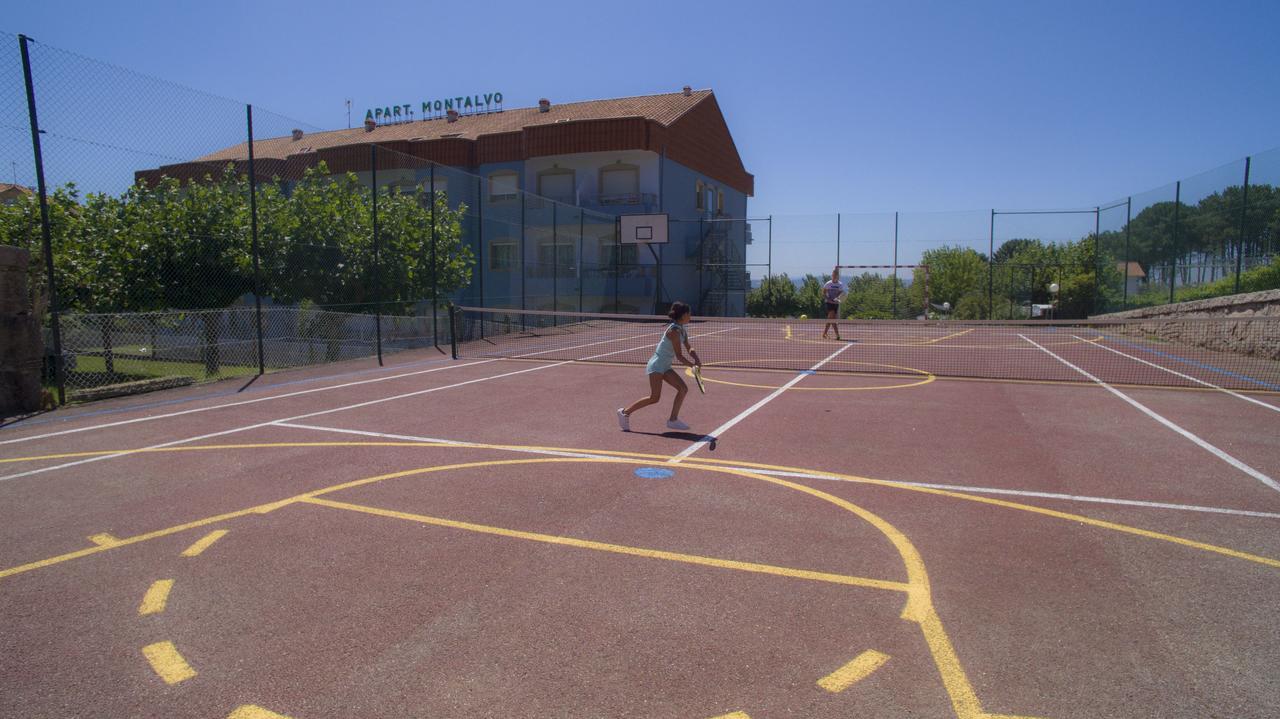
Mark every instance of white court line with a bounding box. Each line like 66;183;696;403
1081;335;1280;413
0;327;662;447
1021;334;1280;496
668;341;855;463
275;423;1280;520
0;328;736;483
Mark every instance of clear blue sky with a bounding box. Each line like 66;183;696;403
5;0;1279;271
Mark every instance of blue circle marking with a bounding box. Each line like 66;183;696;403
799;369;817;375
634;467;675;480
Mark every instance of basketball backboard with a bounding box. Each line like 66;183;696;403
619;213;669;245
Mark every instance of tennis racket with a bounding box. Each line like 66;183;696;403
692;365;706;394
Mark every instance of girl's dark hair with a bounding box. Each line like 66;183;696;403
667;301;691;321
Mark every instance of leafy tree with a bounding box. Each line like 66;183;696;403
910;245;989;317
840;272;907;319
746;273;799;317
796;274;826;319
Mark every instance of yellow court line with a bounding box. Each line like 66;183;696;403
228;706;293;719
141;641;196;684
138;579;173;615
708;713;751;719
181;529;228;557
87;533;120;547
817;649;891;692
300;496;907;593
3;441;1278;574
924;328;975;344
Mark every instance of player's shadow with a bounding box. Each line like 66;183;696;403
626;431;717;449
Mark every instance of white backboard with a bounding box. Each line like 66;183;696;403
619;213;669;245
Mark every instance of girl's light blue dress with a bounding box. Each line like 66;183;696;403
645;322;687;375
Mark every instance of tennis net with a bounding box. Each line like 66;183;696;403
450;306;1280;392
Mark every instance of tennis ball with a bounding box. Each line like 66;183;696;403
798;314;808;320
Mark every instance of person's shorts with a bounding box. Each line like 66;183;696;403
824;302;840;317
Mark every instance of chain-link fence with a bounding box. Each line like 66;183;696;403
3;31;1278;408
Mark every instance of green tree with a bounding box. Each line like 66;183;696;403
911;245;988;318
746;273;799;317
840;272;906;319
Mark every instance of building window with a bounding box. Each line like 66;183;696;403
599;239;639;270
536;240;576;276
537;168;576;204
489;240;517;271
717;190;724;214
695;180;705;211
599;163;639;202
488;171;518;202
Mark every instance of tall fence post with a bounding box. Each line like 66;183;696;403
578;211;584;313
836;212;841;267
370;145;382;365
613;217;620;312
1123;197;1132;309
1093;206;1100;314
552;202;558;324
1235;156;1251;294
1170;181;1180;304
477;176;484;311
987;209;995;319
246;104;265;376
892;211;899;317
430;163;438;348
19;35;65;406
519;190;526;330
767;215;772;280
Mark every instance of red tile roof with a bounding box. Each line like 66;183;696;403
199;90;715;162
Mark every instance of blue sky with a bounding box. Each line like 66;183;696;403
5;0;1279;271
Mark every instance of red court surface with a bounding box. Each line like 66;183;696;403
2;329;1279;719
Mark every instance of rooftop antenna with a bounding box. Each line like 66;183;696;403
346;99;352;129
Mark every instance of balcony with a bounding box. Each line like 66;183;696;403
581;193;659;214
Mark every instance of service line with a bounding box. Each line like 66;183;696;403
1021;334;1280;496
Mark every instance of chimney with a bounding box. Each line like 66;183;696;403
682;86;692;96
291;128;304;141
446;109;459;123
364;117;376;132
538;98;550;113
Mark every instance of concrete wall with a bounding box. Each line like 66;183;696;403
0;245;42;416
1093;288;1280;360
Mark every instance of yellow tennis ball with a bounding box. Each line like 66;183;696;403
798;314;808;320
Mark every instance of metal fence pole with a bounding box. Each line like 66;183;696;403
836;212;841;267
1123;197;1132;308
767;215;772;280
430;163;438;348
370;145;382;365
1235;156;1251;294
988;209;995;319
477;176;485;311
19;35;65;405
1170;181;1181;303
519;191;526;330
552;202;558;324
1093;206;1100;314
892;211;899;317
578;211;584;313
246;105;265;376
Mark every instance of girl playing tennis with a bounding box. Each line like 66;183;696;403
617;301;701;431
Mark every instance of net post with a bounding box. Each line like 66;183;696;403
20;34;65;406
552;202;558;326
578;211;584;313
1235;156;1250;294
448;303;458;359
477;175;484;341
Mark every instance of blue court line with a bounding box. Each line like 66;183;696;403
1098;333;1280;391
1;354;452;431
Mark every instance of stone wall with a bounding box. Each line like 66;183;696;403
1092;289;1280;360
0;245;43;416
